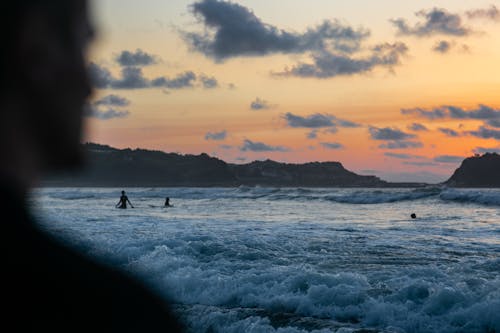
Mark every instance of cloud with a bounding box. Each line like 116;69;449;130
89;63;205;91
320;142;344;150
379;141;423;149
284;112;360;130
250;98;272;110
402;105;500;128
93;94;131;107
151;71;197;89
115;49;159;67
438;127;460;137
369;126;416;140
284;113;335;128
391;8;471;37
240;139;290;152
473;146;500;154
486;119;500;128
467;126;500;140
403;161;439;167
433;155;464;163
408;123;428;131
200;75;219;88
88;62;113;89
205;130;227;141
466;5;500;21
84;105;130;120
307;130;318;139
276;42;408;78
219;144;233;150
111;66;150;89
183;0;369;61
432;40;452;53
384;152;422;159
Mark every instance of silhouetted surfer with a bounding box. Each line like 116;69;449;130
164;197;172;207
116;190;134;209
411;213;417;219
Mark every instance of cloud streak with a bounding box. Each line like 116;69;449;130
276;42;408;78
240;139;289;152
205;130;227;141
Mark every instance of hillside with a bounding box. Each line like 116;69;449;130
445;153;500;187
42;143;404;187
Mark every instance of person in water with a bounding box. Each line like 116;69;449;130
0;1;184;331
116;190;134;209
164;197;172;207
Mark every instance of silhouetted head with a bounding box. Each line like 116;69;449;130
411;213;416;219
0;0;94;176
121;191;125;195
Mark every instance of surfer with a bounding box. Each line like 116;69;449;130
411;213;417;219
164;197;172;207
116;190;134;209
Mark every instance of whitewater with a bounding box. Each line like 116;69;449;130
31;187;500;333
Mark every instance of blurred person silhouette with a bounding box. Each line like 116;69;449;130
0;0;184;331
164;197;172;207
116;190;134;209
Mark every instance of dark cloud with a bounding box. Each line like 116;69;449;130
402;105;500;128
111;67;150;89
379;141;423;149
369;126;416;141
433;40;452;53
84;105;130;120
284;112;360;130
89;63;204;91
277;42;408;78
391;8;471;37
88;62;113;89
466;5;500;21
250;98;272;110
486;119;500;128
151;71;197;89
115;49;159;67
240;139;290;152
320;142;343;150
205;130;227;141
200;75;219;88
184;0;369;61
433;155;464;163
408;123;428;131
284;113;335;128
94;94;131;107
438;127;460;137
219;144;233;150
467;126;500;140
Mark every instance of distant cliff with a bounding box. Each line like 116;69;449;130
445;153;500;187
43;143;419;187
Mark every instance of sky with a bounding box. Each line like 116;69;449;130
85;0;500;183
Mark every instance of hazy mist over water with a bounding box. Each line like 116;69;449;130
32;187;500;333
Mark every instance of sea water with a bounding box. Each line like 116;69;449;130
31;187;500;333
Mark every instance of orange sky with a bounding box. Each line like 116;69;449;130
85;0;500;182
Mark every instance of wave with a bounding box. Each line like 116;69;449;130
440;189;500;206
35;186;500;206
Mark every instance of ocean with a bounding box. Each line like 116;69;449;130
31;187;500;333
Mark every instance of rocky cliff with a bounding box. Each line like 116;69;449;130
445;153;500;187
